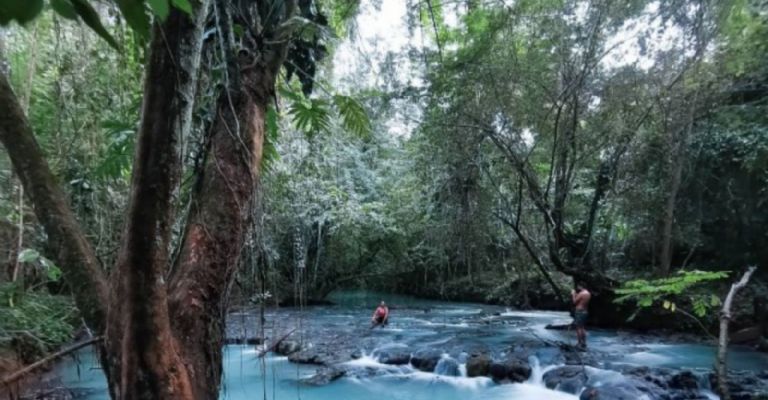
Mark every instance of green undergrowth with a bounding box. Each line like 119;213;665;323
0;283;78;362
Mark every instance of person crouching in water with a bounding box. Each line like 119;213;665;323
571;283;591;349
371;301;389;328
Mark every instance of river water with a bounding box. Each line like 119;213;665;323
51;291;768;399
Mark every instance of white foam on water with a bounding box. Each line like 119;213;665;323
436;307;484;315
408;370;494;390
501;309;571;320
343;353;413;374
419;337;453;347
484;382;580;400
621;350;674;365
419;320;470;328
527;356;561;386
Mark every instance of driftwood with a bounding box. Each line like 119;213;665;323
1;336;102;386
256;329;296;358
716;266;756;400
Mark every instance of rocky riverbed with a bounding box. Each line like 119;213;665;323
28;291;768;399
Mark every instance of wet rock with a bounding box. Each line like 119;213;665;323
276;340;301;355
434;357;461;377
544;366;587;394
563;347;598;367
708;371;768;400
300;367;345;386
489;357;531;383
579;382;648;400
373;347;412;365
668;370;699;391
546;323;572;330
288;349;324;365
466;354;491;377
410;349;442;372
619;366;671;388
224;336;263;345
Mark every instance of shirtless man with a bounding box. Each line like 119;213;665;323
371;301;389;328
571;283;591;349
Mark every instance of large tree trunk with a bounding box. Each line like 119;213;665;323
167;60;277;400
104;4;210;399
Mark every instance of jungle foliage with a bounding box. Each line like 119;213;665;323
0;0;766;357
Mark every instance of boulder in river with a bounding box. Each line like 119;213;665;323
543;365;587;394
489;357;531;383
300;367;345;386
708;371;768;400
579;382;649;400
466;354;491;377
667;370;699;391
373;347;412;365
410;349;443;372
288;349;325;365
276;340;301;355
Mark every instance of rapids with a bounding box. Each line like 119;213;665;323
47;291;768;399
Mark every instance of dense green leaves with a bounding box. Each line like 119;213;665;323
332;95;372;139
615;270;730;319
50;0;78;20
146;0;169;20
70;0;120;49
0;0;44;25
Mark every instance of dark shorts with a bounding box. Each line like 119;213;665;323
573;310;588;327
374;315;388;325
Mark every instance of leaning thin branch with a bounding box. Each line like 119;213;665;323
257;329;297;358
1;336;102;386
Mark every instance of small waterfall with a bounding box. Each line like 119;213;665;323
434;355;461;377
528;356;544;386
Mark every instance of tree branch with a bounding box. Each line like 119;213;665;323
0;71;109;332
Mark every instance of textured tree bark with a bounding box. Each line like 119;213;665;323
659;140;683;276
716;266;757;400
104;4;210;399
0;70;110;332
167;59;276;400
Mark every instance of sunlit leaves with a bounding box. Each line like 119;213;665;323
17;249;42;263
17;248;63;282
171;0;192;15
114;0;150;40
279;87;372;140
146;0;169;20
332;95;372;139
615;270;730;319
284;93;332;138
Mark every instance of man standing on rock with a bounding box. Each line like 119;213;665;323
571;283;591;349
371;300;389;328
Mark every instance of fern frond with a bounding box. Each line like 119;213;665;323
332;94;372;139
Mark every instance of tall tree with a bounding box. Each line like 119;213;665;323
1;0;348;398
